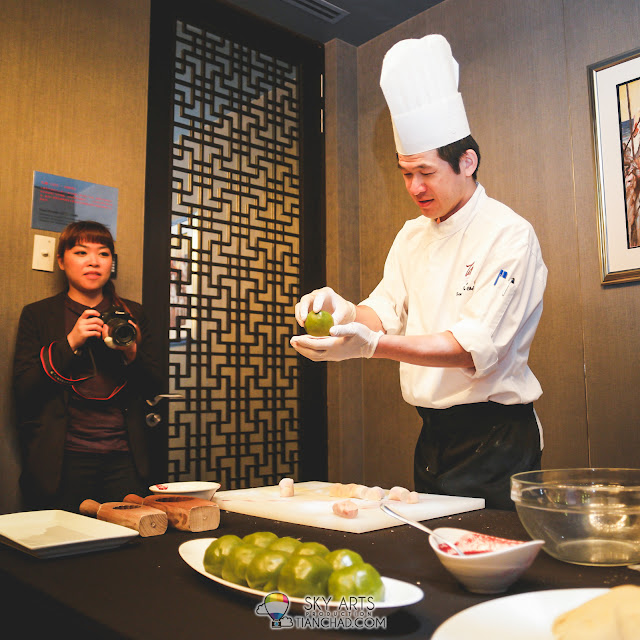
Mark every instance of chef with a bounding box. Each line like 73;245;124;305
290;34;547;510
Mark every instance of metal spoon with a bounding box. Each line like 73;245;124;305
380;502;465;557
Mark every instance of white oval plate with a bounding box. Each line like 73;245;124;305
432;588;608;639
179;538;424;614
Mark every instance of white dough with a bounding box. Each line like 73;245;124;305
388;486;411;502
332;500;359;519
363;486;385;501
340;483;357;498
352;484;369;499
329;483;343;497
279;477;294;497
406;491;420;503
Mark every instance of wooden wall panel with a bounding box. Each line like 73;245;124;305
355;29;426;489
436;0;590;470
324;39;365;482
563;0;640;466
351;0;592;488
0;0;150;513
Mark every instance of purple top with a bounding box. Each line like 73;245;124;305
63;295;129;453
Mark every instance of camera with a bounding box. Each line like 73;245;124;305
100;306;137;347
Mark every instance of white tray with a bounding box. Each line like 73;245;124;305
213;481;484;533
0;510;139;558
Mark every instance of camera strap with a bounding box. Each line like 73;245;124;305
40;342;93;385
40;342;128;401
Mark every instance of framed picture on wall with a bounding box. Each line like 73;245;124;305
589;47;640;285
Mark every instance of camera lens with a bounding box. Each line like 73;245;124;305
110;320;136;347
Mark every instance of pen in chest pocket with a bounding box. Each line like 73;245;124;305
502;277;515;296
493;269;507;285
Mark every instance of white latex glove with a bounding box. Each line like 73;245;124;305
295;286;357;327
290;322;383;362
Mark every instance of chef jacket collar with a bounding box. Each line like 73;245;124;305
425;183;484;237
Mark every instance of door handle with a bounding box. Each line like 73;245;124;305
146;393;184;407
145;393;184;426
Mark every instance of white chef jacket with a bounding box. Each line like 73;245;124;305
359;184;547;410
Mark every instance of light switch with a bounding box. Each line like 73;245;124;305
32;234;56;272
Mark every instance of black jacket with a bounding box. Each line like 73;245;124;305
13;292;162;506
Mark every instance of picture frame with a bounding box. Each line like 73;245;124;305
588;47;640;285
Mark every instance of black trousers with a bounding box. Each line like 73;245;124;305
414;402;541;510
55;450;148;513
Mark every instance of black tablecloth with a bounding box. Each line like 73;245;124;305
1;508;638;639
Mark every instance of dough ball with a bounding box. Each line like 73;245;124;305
279;477;294;497
363;486;385;501
329;483;343;497
351;484;369;500
388;486;410;502
340;483;357;498
332;500;359;519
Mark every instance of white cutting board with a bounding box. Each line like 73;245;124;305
213;481;484;533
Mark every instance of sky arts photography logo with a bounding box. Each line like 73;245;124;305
255;591;387;631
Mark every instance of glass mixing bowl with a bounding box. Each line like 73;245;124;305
511;468;640;566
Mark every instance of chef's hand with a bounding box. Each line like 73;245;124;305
295;286;357;327
290;322;383;361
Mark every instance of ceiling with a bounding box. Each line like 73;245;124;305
220;0;445;47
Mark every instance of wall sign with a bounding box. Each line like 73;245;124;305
31;171;119;239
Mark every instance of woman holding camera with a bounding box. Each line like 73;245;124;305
13;221;161;511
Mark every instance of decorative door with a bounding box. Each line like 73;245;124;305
144;1;326;489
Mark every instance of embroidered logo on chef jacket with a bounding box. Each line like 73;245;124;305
456;261;476;296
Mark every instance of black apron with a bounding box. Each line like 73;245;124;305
414;402;541;510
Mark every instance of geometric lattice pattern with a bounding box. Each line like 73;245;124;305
167;21;301;489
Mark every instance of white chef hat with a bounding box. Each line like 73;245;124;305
380;34;470;155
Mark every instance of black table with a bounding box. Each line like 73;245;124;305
1;508;638;639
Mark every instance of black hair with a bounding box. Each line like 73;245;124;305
57;220;134;320
437;135;481;181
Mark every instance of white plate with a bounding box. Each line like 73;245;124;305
432;588;609;639
179;538;424;614
0;510;139;559
149;481;220;500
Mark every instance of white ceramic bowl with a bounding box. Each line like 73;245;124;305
429;527;544;594
149;481;221;501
